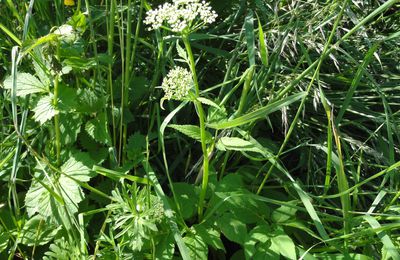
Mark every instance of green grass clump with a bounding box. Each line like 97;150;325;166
1;0;400;259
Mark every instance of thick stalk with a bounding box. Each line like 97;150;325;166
182;35;209;220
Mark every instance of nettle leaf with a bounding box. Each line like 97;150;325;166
207;105;227;125
183;231;208;260
60;152;95;182
59;114;82;145
32;95;58;124
25;172;84;218
76;88;106;113
169;124;213;144
20;215;61;246
25;153;94;218
216;137;263;154
2;72;47;97
85;113;111;145
58;86;78;111
127;132;146;165
216;212;247;245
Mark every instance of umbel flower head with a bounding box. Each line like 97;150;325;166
161;67;193;101
144;0;217;33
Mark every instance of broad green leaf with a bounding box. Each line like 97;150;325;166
127;132;146;165
25;172;84;218
20;215;61;246
172;183;198;220
169;124;213;144
76;89;106;113
85;113;111;145
58;86;78;111
207;92;306;129
32;95;58;124
194;225;225;251
270;228;296;260
61;152;95;182
217;212;247;245
272;203;297;223
59;114;82;145
2;72;47;96
183;232;208;260
216;137;263;154
155;232;175;260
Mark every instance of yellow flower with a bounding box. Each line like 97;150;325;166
64;0;75;6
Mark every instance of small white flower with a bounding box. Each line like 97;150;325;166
144;0;217;33
161;67;193;100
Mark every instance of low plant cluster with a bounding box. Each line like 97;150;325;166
0;0;400;259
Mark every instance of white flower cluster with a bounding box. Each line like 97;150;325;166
161;67;193;100
144;0;217;33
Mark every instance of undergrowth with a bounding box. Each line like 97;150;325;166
0;0;400;259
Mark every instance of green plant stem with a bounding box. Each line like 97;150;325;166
107;0;117;150
182;35;209;220
53;74;61;166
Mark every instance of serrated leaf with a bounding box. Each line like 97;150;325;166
216;137;263;154
20;215;61;246
176;41;188;63
197;97;221;109
127;132;146;165
85;113;111;145
32;95;58;124
2;72;47;97
169;124;213;144
76;89;106;113
60;152;95;182
25;173;84;218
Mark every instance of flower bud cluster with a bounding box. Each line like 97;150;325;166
144;0;217;33
161;67;193;100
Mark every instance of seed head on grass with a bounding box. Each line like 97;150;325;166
144;0;217;33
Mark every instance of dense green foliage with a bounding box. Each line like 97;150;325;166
1;0;400;259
